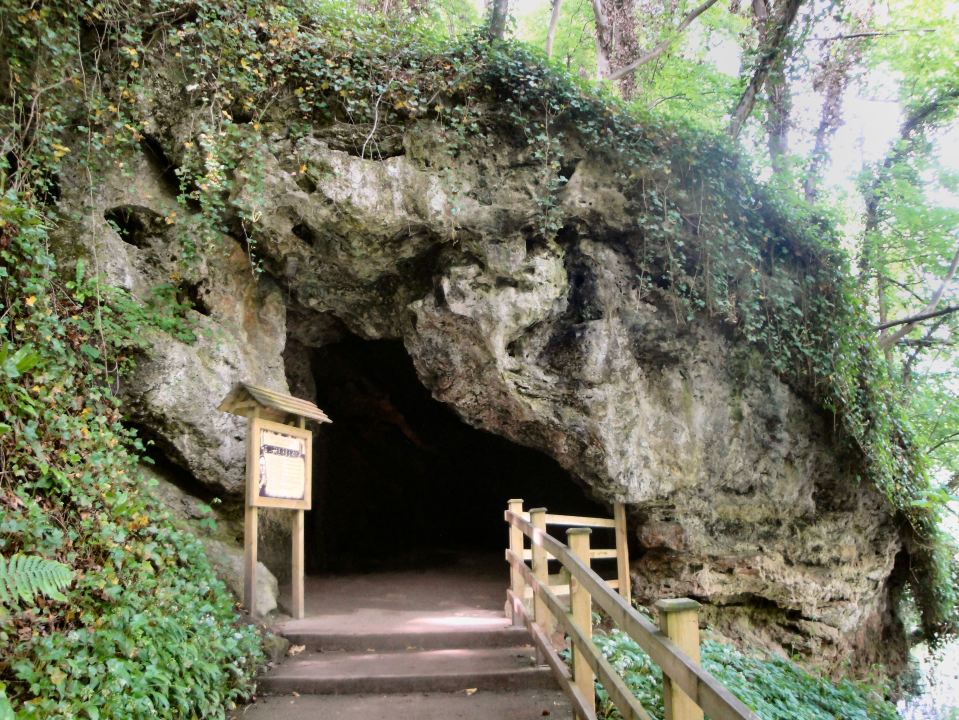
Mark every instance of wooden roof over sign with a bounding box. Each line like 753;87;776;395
218;382;332;423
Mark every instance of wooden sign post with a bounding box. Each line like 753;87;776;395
219;383;331;620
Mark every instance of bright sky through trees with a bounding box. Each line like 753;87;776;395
508;0;958;203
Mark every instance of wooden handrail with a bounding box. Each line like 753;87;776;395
521;547;619;561
520;512;617;528
517;503;631;606
507;552;654;720
505;509;760;720
507;587;598;720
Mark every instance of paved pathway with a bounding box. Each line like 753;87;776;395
239;556;572;719
238;689;572;719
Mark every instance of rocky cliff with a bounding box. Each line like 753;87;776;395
51;99;908;670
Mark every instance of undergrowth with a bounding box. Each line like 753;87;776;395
0;195;263;717
594;629;901;720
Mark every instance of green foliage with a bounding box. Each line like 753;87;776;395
855;0;959;495
0;195;263;717
594;630;901;720
0;684;12;720
847;47;959;654
0;555;73;612
516;0;598;74
868;0;959;118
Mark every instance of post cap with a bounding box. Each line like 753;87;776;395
529;507;548;513
654;598;701;613
566;527;592;535
507;498;524;505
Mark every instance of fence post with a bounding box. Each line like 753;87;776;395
655;598;704;720
613;502;631;606
529;507;554;660
291;417;306;620
291;509;305;620
507;498;526;625
243;410;260;618
568;528;595;720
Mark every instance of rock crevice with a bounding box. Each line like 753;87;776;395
56;117;904;669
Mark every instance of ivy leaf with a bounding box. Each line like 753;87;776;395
0;684;13;720
2;344;41;378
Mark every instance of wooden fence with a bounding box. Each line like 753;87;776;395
505;499;759;720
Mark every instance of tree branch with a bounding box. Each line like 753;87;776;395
878;241;959;347
882;274;928;305
901;317;949;384
876;304;959;332
727;0;804;139
928;430;959;455
649;93;688;109
608;0;720;80
812;28;937;42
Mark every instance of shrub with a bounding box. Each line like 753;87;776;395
0;194;263;718
594;629;900;720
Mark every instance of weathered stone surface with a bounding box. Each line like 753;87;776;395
206;537;280;617
56;150;288;495
57;117;905;670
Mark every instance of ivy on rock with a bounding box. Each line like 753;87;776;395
0;196;263;716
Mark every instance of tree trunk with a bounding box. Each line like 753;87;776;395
751;0;770;30
753;0;792;168
728;0;804;139
545;0;563;57
608;0;721;82
590;0;638;98
764;60;791;173
878;265;893;366
488;0;510;40
803;51;853;201
859;89;959;364
862;87;959;245
803;9;871;201
590;0;613;78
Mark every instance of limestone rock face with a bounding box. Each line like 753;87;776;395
56;151;289;495
57;118;904;666
205;537;280;618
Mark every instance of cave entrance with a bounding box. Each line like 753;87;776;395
299;335;606;578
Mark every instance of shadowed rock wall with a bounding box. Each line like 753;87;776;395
54;116;904;669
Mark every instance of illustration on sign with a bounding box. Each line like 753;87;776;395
258;428;307;500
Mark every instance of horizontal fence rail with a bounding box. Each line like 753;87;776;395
504;500;759;720
515;504;631;605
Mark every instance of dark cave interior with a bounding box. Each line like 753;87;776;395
303;335;608;574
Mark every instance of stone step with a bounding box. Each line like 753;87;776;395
281;624;531;652
240;689;574;719
258;646;555;695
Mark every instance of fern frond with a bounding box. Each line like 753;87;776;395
0;554;73;610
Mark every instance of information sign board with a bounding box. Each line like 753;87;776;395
247;417;312;510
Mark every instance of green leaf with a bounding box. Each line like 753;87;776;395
0;554;73;610
2;344;41;378
0;683;14;720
